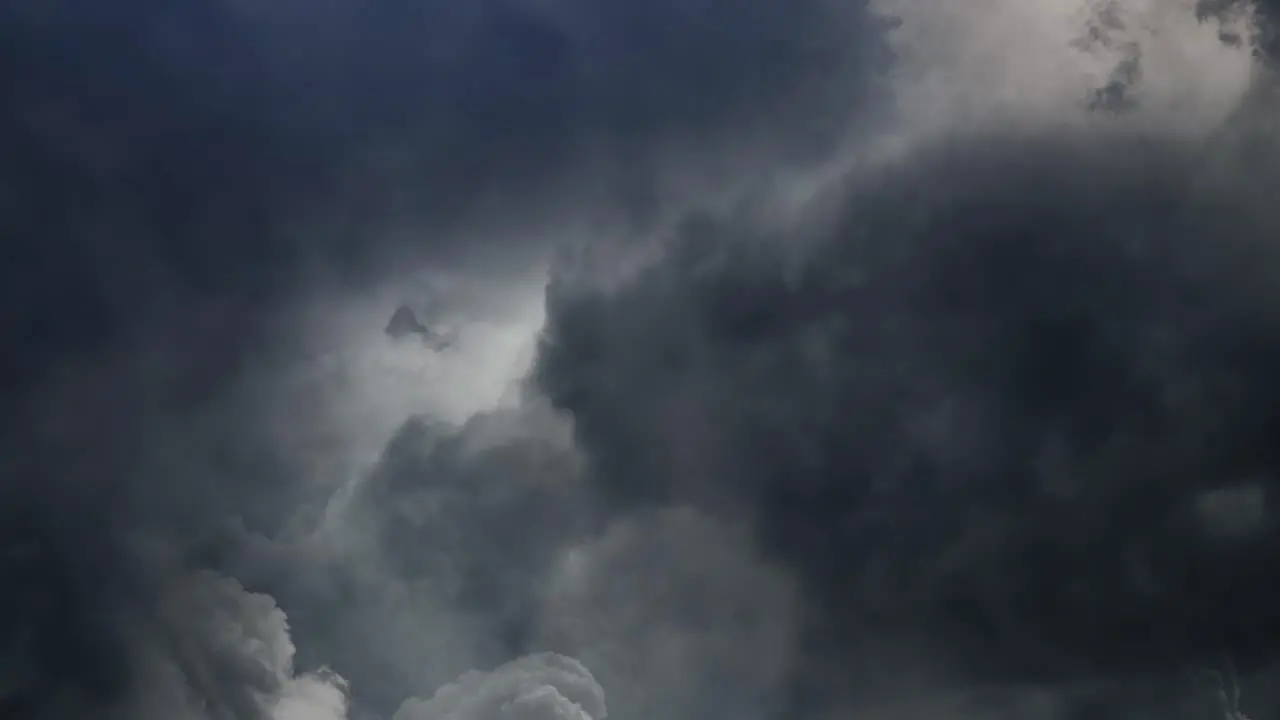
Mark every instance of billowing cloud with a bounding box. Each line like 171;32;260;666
393;654;605;720
0;0;887;715
0;543;349;720
216;397;589;719
536;75;1280;720
6;2;1280;720
149;571;351;720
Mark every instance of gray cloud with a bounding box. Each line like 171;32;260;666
283;402;591;716
534;508;799;720
536;98;1280;712
392;653;606;720
145;570;350;720
0;0;888;715
6;2;1280;720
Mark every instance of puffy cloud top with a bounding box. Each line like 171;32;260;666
393;654;605;720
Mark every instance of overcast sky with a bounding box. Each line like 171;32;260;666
4;2;1280;720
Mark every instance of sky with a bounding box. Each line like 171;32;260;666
3;1;1280;719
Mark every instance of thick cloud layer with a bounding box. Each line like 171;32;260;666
6;2;1280;720
0;0;884;717
0;0;887;359
537;115;1280;707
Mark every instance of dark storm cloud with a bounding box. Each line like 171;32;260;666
0;0;890;419
0;332;355;719
535;114;1280;713
0;0;889;718
8;2;1280;720
0;0;888;360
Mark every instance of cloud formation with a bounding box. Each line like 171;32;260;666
393;653;605;720
535;5;1280;712
0;0;886;714
535;508;799;720
5;2;1280;720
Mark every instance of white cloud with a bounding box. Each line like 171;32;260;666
872;0;1257;143
393;654;606;720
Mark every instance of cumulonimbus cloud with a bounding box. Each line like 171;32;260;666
5;2;1280;720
